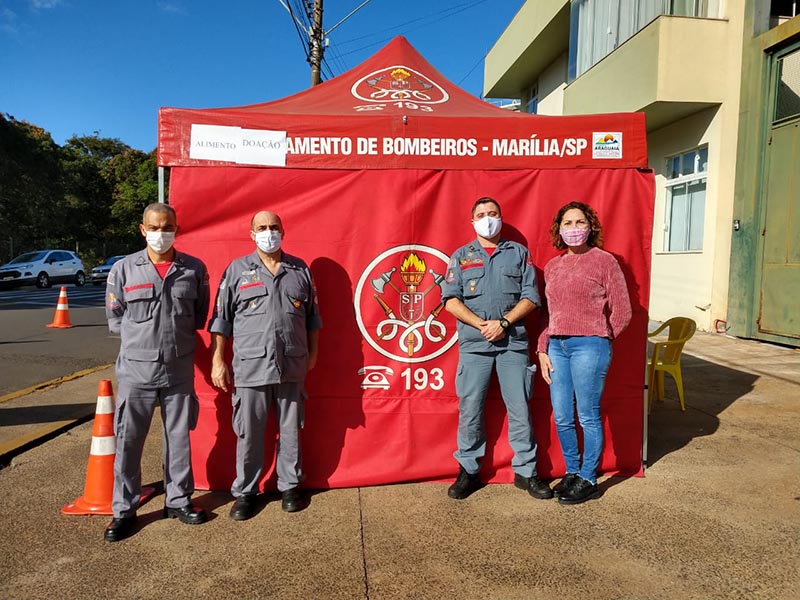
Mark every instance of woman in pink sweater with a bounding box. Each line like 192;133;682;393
537;201;631;505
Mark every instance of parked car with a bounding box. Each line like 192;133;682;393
0;250;86;289
90;255;125;286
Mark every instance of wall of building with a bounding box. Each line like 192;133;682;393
537;53;568;115
647;108;719;329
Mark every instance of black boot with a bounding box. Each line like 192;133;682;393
447;467;481;499
103;515;137;542
281;488;308;513
513;473;554;499
229;495;259;521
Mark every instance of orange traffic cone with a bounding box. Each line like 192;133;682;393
46;286;73;328
62;380;154;515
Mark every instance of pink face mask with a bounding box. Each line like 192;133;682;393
560;227;591;247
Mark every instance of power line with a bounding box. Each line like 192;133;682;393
279;0;311;61
335;0;490;54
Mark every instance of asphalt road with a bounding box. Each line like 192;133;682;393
0;284;120;396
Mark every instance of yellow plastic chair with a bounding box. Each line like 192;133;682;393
647;317;697;412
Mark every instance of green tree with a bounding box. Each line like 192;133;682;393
0;114;62;258
59;134;131;248
109;149;162;244
0;116;161;265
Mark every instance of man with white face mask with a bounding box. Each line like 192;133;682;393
441;197;552;501
103;203;210;542
209;210;321;520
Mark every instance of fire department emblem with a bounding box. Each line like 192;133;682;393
354;245;458;363
351;66;449;105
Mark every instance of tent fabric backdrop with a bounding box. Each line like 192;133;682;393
170;166;654;490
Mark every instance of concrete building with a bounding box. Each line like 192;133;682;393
484;1;799;347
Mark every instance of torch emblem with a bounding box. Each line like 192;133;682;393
355;245;457;364
351;65;449;105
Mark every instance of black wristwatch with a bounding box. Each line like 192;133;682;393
499;318;511;330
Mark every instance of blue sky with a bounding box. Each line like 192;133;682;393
1;0;524;152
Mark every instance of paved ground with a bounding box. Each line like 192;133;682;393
0;330;798;600
0;284;117;395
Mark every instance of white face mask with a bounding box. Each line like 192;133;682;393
255;230;282;254
145;231;175;254
473;216;502;239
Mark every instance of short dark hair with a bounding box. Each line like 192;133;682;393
549;201;604;250
471;197;502;218
142;202;176;223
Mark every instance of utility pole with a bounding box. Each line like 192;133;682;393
309;0;324;86
278;0;372;86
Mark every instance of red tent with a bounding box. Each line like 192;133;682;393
158;36;654;490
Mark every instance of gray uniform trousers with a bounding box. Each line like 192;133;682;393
231;382;304;496
113;380;198;517
454;349;539;477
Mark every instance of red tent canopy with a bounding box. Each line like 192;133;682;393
159;36;646;171
158;36;654;490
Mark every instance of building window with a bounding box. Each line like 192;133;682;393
663;146;708;252
775;47;800;122
524;83;538;114
568;0;714;81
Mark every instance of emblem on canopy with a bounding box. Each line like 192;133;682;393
351;65;449;105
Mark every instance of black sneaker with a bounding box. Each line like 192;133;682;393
557;476;600;505
447;467;480;499
553;473;579;499
513;473;554;499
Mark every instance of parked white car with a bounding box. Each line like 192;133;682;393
0;250;86;289
90;255;125;285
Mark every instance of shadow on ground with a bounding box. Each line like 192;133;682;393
646;349;758;467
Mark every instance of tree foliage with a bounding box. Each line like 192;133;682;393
0;113;162;264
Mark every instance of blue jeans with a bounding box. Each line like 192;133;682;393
547;336;612;484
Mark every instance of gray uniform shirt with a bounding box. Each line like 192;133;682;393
208;251;322;387
441;239;540;353
106;249;210;388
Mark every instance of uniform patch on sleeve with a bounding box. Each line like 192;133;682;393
445;269;455;283
107;271;116;286
526;255;534;266
107;292;120;310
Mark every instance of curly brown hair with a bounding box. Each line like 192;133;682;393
549;201;604;250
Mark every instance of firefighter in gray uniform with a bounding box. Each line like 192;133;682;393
209;210;321;521
103;203;210;543
441;197;553;500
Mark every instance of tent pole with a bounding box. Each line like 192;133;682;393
158;166;166;204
